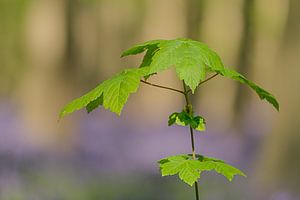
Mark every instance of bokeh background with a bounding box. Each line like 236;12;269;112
0;0;299;199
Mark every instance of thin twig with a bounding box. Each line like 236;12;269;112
141;80;185;94
199;73;219;85
187;73;219;94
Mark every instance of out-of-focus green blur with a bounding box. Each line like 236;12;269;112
0;0;299;199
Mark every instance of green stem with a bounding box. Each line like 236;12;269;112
183;81;200;200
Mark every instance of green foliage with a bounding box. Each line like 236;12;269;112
122;38;279;110
60;38;278;118
60;67;149;118
59;38;278;199
158;155;201;186
217;68;279;110
158;155;246;186
168;111;206;131
122;38;216;92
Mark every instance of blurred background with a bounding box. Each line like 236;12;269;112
0;0;299;199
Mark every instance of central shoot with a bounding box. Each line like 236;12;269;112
60;38;279;200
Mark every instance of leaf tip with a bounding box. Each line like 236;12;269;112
115;110;122;116
58;110;66;120
241;172;247;178
187;182;195;187
275;101;280;112
120;52;127;58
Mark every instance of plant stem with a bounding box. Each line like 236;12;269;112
141;80;185;94
183;81;200;200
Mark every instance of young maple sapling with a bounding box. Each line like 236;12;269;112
60;38;279;200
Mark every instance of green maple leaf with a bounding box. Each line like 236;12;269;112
168;111;206;131
196;156;246;181
122;38;213;92
216;68;279;111
158;155;202;186
60;67;149;118
158;154;246;186
122;38;279;110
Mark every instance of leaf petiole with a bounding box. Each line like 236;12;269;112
199;73;219;85
187;73;219;94
140;80;185;94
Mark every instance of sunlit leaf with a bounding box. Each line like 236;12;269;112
60;67;149;118
122;38;279;110
158;154;246;186
168;111;206;131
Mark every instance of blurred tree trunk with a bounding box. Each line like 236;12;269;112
257;0;300;194
0;0;28;95
185;0;205;105
18;0;76;150
138;0;185;124
186;0;204;40
233;0;255;126
64;0;78;74
63;0;103;85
